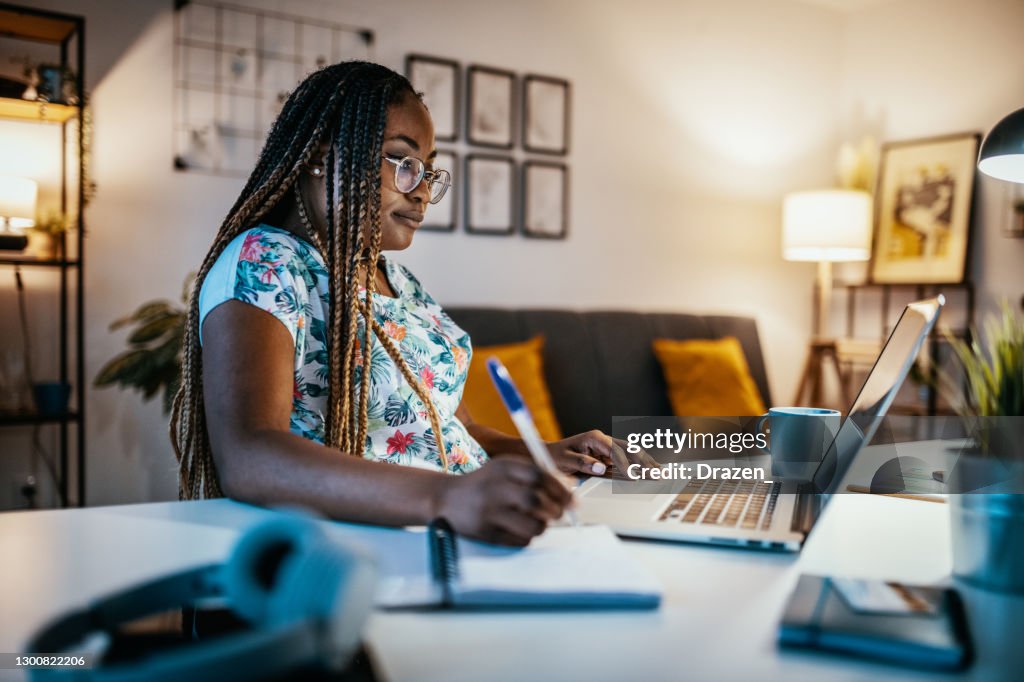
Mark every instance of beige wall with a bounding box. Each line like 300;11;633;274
1;0;1019;507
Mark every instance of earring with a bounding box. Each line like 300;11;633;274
304;161;325;177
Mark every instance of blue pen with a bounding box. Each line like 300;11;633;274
486;357;579;526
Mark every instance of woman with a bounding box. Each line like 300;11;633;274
171;62;627;546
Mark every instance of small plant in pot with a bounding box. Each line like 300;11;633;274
942;303;1024;594
94;276;190;414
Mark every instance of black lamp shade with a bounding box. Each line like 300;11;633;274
978;106;1024;183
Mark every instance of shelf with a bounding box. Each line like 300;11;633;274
0;6;78;42
0;255;78;267
835;280;974;290
0;411;80;427
0;96;78;123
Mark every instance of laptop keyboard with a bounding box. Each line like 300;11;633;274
657;480;782;530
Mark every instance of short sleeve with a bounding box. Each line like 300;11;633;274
198;229;309;348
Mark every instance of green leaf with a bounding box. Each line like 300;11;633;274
94;349;150;387
128;312;183;344
109;300;173;331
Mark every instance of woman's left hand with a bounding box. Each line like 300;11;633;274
547;430;661;477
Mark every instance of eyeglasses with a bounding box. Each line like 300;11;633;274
382;155;451;204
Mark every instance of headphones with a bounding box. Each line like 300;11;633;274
27;515;377;682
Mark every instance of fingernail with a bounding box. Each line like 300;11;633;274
591;462;607;475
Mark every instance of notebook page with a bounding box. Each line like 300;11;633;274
456;525;662;599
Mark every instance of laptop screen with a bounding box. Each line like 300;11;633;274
810;296;945;495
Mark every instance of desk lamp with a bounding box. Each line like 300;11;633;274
978;106;1024;183
0;175;36;251
783;189;872;406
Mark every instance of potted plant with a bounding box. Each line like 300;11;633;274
28;210;69;260
94;276;190;414
943;303;1024;593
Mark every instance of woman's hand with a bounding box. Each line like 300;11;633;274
433;458;572;546
547;430;662;478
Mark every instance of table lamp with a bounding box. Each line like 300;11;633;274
0;175;37;251
978;106;1024;183
783;189;873;338
783;189;872;405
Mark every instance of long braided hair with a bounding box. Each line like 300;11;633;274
171;61;448;500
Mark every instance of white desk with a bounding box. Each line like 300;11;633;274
1;441;1021;682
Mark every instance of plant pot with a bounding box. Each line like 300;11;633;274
32;381;71;417
948;448;1024;597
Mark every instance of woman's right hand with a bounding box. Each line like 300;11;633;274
433;457;573;546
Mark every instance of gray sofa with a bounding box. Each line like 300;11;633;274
445;308;773;436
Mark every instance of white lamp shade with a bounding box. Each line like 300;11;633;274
782;189;872;262
0;175;38;229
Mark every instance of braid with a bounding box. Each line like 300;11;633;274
171;62;449;500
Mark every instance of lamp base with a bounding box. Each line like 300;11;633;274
0;233;28;251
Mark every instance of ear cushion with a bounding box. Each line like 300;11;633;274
264;533;377;668
223;517;324;625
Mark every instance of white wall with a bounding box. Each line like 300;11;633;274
836;0;1024;330
12;0;1017;507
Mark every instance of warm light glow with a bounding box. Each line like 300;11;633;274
0;175;38;229
782;189;872;262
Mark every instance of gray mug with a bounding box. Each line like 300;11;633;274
756;407;841;481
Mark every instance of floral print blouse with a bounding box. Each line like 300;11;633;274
198;225;488;474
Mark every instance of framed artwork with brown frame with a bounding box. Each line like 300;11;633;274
522;161;568;239
420;150;457;232
466;65;515;149
522;74;570;155
465;155;515;235
869;132;981;284
405;54;459;143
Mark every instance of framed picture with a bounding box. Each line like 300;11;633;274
465;155;515;235
421;150;457;232
522;75;570;155
405;54;459;143
466;65;514;149
522;161;569;239
870;133;981;284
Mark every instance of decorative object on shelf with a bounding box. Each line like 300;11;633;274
978;106;1024;183
172;0;374;176
32;381;71;417
466;65;514;149
522;161;568;239
94;275;191;414
870;133;980;284
406;54;458;143
1011;197;1024;238
0;175;36;251
34;63;77;104
27;210;69;259
836;135;878;193
421;150;457;232
940;303;1024;593
522;74;570;155
465;155;514;235
782;189;873;407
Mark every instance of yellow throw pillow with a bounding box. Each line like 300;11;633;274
463;336;563;442
652;336;767;416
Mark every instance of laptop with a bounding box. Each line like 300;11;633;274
577;296;945;552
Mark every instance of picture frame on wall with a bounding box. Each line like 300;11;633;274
465;155;515;235
405;54;459;143
869;132;981;284
466;65;515;149
522;75;570;155
522;161;568;239
421;150;457;232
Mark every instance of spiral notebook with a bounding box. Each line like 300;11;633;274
375;519;663;610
